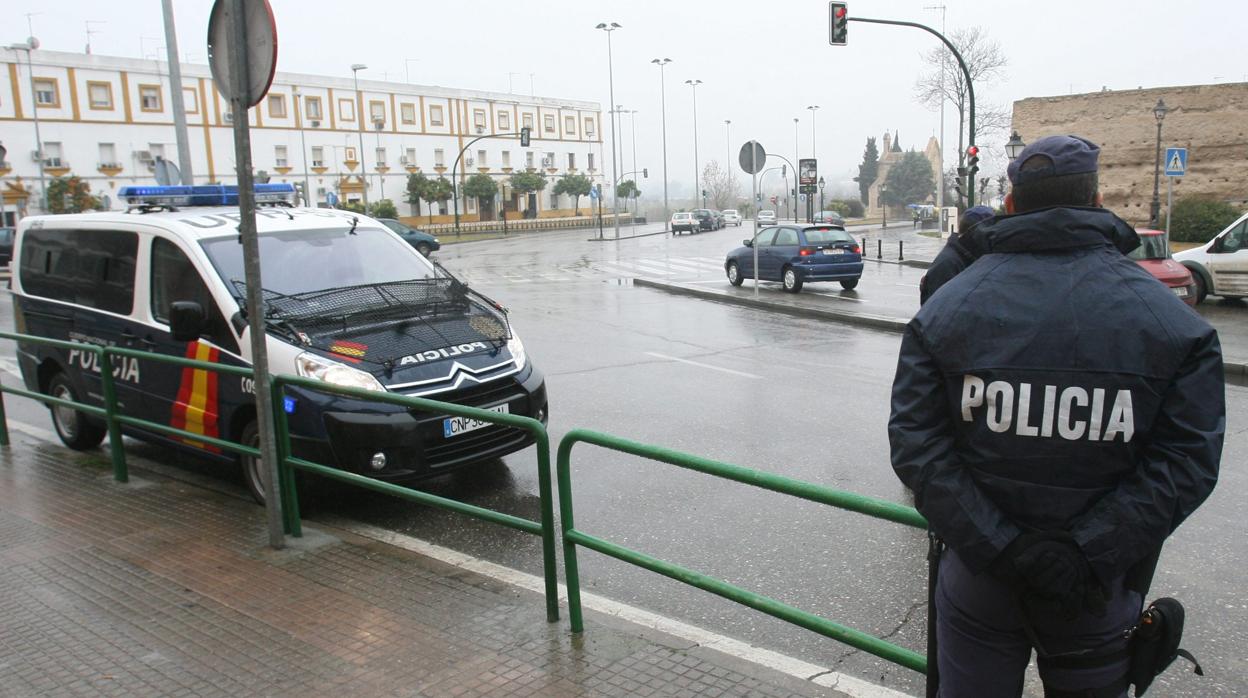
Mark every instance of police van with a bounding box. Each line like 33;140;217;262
11;184;547;502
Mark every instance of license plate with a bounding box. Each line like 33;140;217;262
822;248;845;255
443;403;509;438
1172;286;1189;297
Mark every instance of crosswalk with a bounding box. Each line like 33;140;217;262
446;256;728;285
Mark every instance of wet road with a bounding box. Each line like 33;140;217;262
1;226;1245;695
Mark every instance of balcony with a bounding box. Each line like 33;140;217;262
98;161;124;176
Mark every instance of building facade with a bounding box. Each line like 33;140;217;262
1012;82;1248;226
0;48;605;223
867;131;941;213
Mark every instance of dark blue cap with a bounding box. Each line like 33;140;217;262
1007;135;1100;186
960;205;995;229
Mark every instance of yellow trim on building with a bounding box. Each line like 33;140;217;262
66;68;81;120
418;95;426;132
267;93;286;120
85;80;114;111
8;63;22;119
253;99;263;127
327;88;337;130
120;71;133;122
198;78;216;182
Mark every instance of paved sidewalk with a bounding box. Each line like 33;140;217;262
0;431;854;698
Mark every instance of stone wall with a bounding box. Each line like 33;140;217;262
1011;82;1248;226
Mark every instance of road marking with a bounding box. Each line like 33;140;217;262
643;351;761;379
895;283;920;289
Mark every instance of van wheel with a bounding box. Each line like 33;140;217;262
1192;273;1207;304
240;420;267;504
416;242;433;257
47;373;107;450
840;279;859;290
727;262;744;286
782;267;803;293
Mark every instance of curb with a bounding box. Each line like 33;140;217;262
633;278;908;334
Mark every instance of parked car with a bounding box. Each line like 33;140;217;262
692;209;716;232
671;211;700;235
756;210;777;226
813;210;846;229
722;210;742;226
1129;229;1197;307
0;227;13;267
377;218;441;256
1173;211;1248;303
725;224;863;293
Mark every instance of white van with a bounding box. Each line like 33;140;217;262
11;184;547;502
1174;211;1248;302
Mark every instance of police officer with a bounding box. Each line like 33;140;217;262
919;205;996;305
888;135;1224;697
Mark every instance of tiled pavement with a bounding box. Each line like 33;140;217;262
0;432;852;697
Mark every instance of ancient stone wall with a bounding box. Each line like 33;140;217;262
1011;83;1248;226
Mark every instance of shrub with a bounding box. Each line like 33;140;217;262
831;198;865;218
1168;198;1242;243
367;199;398;219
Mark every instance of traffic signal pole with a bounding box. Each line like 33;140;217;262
844;15;976;207
451;131;526;235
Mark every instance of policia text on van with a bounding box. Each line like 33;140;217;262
11;184;548;502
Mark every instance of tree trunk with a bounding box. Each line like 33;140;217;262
573;195;580;216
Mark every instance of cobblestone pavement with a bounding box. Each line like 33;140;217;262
0;432;853;697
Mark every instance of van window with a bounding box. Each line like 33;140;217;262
151;238;238;354
20;228;137;314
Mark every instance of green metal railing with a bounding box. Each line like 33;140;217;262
556;427;930;675
270;374;560;622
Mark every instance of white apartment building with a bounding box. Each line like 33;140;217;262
0;48;605;223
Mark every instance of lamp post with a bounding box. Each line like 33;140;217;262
880;183;888;229
651;58;671;229
350;63;369;207
806;105;820;223
724;119;731;207
792;117;799;222
8;38;46;212
1149;98;1168;228
685;79;702;207
1005;131;1026;161
292;86;312;206
627;109;639;215
818;176;825;216
596;22;622;238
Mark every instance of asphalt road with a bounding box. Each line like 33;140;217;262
0;223;1244;696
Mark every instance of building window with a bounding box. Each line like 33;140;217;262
404;147;416;165
375;147;386;166
33;78;59;107
139;84;163;112
543;115;555;133
275;145;288;168
526;152;534;169
585;117;595;136
86;81;113;110
98;143;117;167
434;149;445;167
183;87;199;114
344;146;357;162
565;116;576;134
43;142;64;167
545;151;555;168
268;94;286;119
588;153;595;171
568;153;576;170
499;111;510;130
369;100;386;126
473;109;487;130
429;104;444;126
311;146;325;168
400;102;416;124
338;98;356;121
502;151;511;169
476;149;487;167
305;96;323;120
522;113;534;129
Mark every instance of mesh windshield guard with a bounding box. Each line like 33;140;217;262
232;278;512;368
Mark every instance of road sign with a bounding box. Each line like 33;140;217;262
739;141;766;174
207;0;278;107
589;185;599;200
799;184;817;195
1164;147;1188;177
799;158;817;185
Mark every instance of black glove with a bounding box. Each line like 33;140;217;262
995;532;1098;618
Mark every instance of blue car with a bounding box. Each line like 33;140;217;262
725;225;863;293
379;218;441;256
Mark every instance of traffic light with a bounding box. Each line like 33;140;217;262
643;168;649;178
966;145;980;176
952;178;966;204
770;196;778;204
781;164;786;178
829;2;849;46
520;126;531;147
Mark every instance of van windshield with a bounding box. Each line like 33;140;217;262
200;226;434;295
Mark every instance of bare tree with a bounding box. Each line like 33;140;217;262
702;161;740;210
914;26;1010;165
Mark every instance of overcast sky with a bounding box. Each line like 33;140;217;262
10;0;1247;198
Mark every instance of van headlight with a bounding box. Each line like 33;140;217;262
507;334;526;370
295;352;385;392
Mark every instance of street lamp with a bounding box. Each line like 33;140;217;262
880;183;888;229
1005;131;1026;161
8;37;46;212
651;58;672;228
685;79;702;207
350;63;369;207
806;105;820;158
1149;98;1168;228
818;176;825;216
596;22;622;238
292;86;312;206
792;117;799;222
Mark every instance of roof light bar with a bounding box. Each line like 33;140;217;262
118;183;297;207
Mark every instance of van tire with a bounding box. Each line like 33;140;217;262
416;242;433;257
240;420;267;504
47;373;107;450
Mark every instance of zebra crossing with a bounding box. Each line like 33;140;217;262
446;256;728;285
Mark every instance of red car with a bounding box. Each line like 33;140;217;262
1130;229;1197;306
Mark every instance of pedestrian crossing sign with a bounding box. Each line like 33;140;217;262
1164;147;1187;176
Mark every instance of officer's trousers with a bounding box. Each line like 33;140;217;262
935;549;1141;698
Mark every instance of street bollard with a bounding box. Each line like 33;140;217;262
899;240;905;262
877;239;883;260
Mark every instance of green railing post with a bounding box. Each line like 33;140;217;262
0;379;10;447
98;350;129;483
270;377;301;538
533;428;559;623
556;434;585;633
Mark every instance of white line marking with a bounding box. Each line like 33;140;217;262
895;283;920;289
643;351;762;379
320;519;913;698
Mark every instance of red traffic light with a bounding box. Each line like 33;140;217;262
966;145;979;157
835;6;847;17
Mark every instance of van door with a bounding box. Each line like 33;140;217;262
1209;219;1248;296
68;229;144;411
138;236;244;454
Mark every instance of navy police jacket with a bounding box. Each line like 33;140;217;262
889;207;1225;588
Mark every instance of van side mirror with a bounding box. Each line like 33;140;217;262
743;239;753;247
169;301;206;342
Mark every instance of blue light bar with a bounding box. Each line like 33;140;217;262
118;183;297;207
